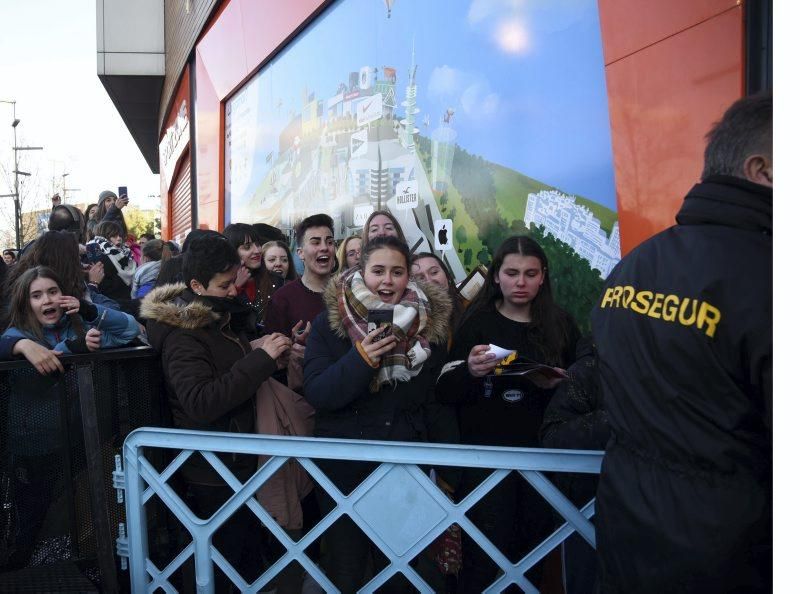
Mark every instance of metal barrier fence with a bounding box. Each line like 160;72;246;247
120;428;603;593
0;347;168;593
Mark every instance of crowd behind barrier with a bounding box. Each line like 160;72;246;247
0;90;773;593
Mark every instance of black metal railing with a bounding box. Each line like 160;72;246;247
0;347;168;593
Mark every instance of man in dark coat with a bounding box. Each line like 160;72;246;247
591;92;772;593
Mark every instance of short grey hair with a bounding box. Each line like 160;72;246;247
701;91;772;180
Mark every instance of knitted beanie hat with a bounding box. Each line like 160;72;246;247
98;190;117;206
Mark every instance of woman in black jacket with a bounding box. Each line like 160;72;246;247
436;235;580;592
303;236;457;592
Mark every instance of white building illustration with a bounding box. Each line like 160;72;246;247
524;190;620;278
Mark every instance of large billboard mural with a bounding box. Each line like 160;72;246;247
225;0;619;328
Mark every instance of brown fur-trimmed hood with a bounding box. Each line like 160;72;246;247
139;282;220;330
322;275;453;346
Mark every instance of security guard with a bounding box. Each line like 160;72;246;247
591;92;772;593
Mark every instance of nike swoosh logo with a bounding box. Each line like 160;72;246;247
362;97;379;113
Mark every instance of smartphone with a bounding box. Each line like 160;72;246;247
117;185;128;198
367;310;393;339
95;309;108;331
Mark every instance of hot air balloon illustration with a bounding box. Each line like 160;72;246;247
384;0;394;18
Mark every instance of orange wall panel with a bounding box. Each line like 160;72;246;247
600;0;740;64
194;52;222;231
195;0;248;100
192;0;327;231
600;4;743;253
239;0;328;80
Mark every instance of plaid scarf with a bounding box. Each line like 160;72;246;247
86;236;136;286
338;268;432;392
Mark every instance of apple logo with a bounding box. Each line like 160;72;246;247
438;224;448;246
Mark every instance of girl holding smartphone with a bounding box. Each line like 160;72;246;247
304;236;457;592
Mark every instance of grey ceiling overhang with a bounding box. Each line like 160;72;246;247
96;0;166;173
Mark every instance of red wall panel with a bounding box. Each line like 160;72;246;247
191;0;327;231
194;52;223;231
599;1;744;253
600;0;740;64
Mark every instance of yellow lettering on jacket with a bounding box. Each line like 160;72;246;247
678;298;698;326
697;302;722;338
647;293;665;319
662;294;680;322
600;287;616;308
611;286;623;307
621;286;635;308
630;290;652;314
600;285;721;339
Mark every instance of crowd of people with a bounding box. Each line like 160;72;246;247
0;91;771;593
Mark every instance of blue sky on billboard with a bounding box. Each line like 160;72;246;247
233;0;615;211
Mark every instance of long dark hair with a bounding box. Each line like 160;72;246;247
6;231;86;301
6;266;64;342
460;236;571;366
224;223;276;318
94;199;128;238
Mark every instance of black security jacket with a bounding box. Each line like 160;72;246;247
590;176;771;593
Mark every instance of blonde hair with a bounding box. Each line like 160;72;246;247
336;234;362;272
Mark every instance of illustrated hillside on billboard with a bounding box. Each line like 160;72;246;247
224;0;619;285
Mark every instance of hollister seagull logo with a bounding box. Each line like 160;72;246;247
502;389;524;403
395;180;419;210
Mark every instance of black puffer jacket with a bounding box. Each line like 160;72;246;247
540;336;609;506
141;283;279;485
590;175;772;593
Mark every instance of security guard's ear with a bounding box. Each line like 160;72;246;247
743;154;772;188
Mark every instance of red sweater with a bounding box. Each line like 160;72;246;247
263;278;325;338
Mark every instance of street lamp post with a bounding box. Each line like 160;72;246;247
1;100;44;249
57;170;81;203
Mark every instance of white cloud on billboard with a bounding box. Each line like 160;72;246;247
467;0;588;56
428;66;500;121
467;0;525;25
428;65;463;98
461;82;499;118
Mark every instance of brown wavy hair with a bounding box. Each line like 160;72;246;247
6;266;64;342
459;235;573;366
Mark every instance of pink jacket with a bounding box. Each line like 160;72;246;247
255;378;315;529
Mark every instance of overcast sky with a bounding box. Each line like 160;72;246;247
0;0;160;235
